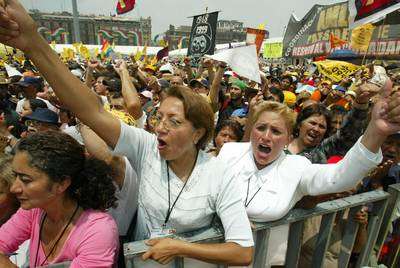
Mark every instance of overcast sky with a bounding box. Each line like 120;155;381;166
20;0;342;37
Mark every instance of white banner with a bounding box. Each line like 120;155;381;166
206;45;261;83
4;64;22;77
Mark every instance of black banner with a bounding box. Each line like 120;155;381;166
282;1;400;59
187;11;219;62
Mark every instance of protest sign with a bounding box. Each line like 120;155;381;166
348;0;400;28
351;23;375;52
246;28;268;53
313;60;361;82
206;45;261;83
263;42;283;58
187;11;219;63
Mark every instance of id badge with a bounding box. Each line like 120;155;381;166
150;225;176;239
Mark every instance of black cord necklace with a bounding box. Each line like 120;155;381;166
164;151;199;227
34;204;80;267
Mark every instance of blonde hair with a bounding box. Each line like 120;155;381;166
0;154;14;189
250;101;297;135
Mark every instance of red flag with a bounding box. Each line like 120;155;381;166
116;0;136;15
156;46;169;61
246;28;267;54
329;33;347;49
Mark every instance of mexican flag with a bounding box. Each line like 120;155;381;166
116;0;136;15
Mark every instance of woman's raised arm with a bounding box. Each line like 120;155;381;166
0;0;120;148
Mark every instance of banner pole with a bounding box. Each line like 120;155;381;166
361;17;385;66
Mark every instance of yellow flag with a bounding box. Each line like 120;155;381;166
91;48;99;59
142;45;148;63
134;47;143;62
79;45;90;60
313;60;361;82
150;56;158;66
158;39;167;47
258;23;265;30
50;41;56;50
351;23;375;52
72;43;81;53
142;45;148;56
14;54;25;64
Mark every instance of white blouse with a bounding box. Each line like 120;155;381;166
113;122;254;246
217;137;382;266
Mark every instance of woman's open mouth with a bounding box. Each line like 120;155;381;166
157;138;167;150
258;144;271;154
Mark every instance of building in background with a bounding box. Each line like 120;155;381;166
165;19;247;50
29;10;151;46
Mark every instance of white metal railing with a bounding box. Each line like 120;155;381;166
123;184;400;268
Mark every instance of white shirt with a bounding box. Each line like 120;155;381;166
113;122;253;266
16;97;58;115
10;240;29;267
62;125;84;145
108;157;139;236
218;137;382;266
136;112;147;129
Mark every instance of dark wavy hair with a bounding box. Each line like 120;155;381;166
16;131;117;211
293;103;332;139
214;119;244;146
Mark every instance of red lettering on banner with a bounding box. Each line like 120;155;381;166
378;41;387;55
395;41;400;55
386;41;396;55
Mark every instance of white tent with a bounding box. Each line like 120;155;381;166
169;42;247;57
52;44;163;56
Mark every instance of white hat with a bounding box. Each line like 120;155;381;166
140;90;153;99
71;69;83;79
159;63;174;74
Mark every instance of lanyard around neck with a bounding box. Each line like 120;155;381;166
164;152;198;227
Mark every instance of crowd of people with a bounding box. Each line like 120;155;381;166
0;0;400;267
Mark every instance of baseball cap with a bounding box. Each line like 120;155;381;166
230;79;247;91
16;77;42;88
158;79;170;90
332;85;346;93
159;63;174;74
189;78;209;88
24;108;59;125
283;90;296;107
140;90;153;100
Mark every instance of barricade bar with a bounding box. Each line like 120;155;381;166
123;187;396;267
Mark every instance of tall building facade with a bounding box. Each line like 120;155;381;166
29;10;151;46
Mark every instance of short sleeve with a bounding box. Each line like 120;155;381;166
113;122;157;173
0;208;35;254
108;157;139;236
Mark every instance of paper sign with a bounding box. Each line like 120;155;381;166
206;45;261;83
313;60;361;82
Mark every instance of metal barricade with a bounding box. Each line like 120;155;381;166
124;184;400;268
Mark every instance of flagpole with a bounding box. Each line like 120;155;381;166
71;0;81;43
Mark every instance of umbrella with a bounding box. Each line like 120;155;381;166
327;49;359;60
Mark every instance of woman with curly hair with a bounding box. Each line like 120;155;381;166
0;131;119;268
